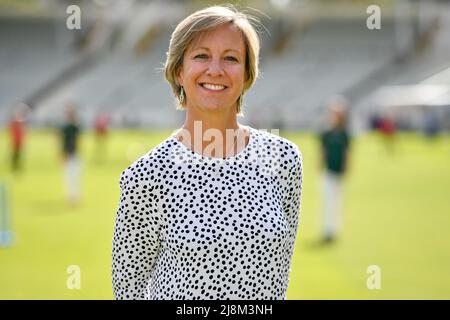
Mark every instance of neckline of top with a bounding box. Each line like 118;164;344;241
170;125;255;162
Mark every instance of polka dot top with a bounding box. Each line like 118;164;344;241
112;126;303;300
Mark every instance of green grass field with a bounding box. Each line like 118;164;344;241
0;129;449;299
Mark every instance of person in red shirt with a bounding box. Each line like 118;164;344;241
378;112;397;153
93;111;110;163
9;109;26;172
94;112;110;136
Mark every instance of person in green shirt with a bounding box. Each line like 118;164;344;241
61;103;81;205
320;95;351;243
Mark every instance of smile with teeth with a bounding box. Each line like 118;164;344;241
201;83;227;91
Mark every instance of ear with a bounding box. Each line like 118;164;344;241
243;62;252;87
243;72;250;90
176;66;184;87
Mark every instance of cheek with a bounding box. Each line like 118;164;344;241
179;62;196;85
229;66;246;87
184;64;205;82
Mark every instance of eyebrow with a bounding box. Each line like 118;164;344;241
192;47;241;54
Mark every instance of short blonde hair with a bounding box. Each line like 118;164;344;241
164;5;261;116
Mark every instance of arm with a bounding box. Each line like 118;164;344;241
112;163;162;300
59;127;67;162
282;146;303;296
319;132;326;171
341;132;351;174
342;148;350;174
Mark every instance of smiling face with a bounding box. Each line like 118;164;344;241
177;23;247;113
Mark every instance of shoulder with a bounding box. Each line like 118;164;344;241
119;137;175;188
253;128;302;163
320;129;330;139
251;128;302;179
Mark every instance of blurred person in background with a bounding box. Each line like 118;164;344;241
93;110;110;163
61;103;82;205
9;108;26;172
319;95;351;244
369;112;381;132
422;106;441;139
378;111;397;153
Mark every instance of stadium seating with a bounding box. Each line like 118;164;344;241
1;3;449;132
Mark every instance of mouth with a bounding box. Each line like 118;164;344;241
199;82;228;91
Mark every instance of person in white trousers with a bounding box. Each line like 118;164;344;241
61;103;81;205
320;95;351;243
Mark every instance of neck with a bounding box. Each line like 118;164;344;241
184;102;240;131
176;104;249;158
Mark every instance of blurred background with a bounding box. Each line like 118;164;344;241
0;0;449;299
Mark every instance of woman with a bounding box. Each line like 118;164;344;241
112;5;303;300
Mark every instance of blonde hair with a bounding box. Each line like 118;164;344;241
164;5;261;116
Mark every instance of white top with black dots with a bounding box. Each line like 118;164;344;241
112;126;303;300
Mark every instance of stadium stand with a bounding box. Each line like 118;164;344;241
1;0;449;132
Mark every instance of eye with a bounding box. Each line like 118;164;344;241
194;54;208;60
225;56;238;62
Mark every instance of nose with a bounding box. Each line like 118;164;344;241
206;58;224;77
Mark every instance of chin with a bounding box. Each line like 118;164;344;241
199;102;231;112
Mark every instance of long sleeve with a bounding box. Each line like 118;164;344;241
282;146;303;295
110;128;304;299
112;162;162;300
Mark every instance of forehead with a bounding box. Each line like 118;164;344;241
188;23;245;53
